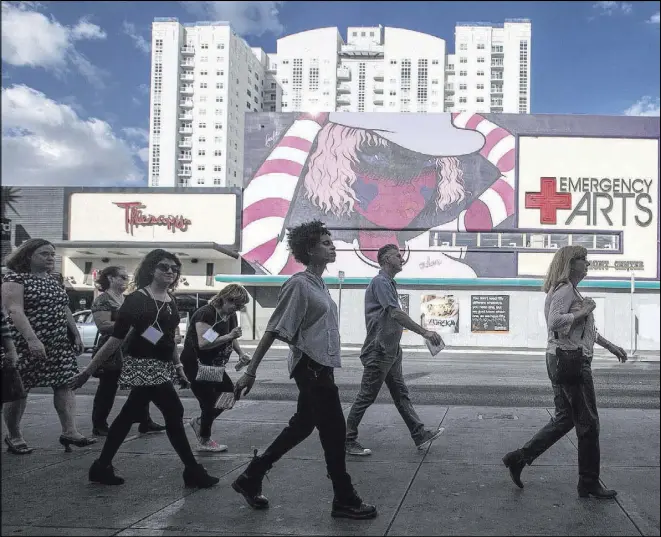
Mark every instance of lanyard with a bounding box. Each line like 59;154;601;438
209;307;228;332
144;287;167;332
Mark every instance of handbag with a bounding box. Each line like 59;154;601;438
196;363;226;383
553;325;586;385
215;391;236;410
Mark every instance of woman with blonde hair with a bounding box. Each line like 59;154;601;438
180;284;251;452
502;245;627;499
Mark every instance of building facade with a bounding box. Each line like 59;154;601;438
148;20;531;189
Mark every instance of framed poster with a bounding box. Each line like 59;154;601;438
420;295;459;334
471;295;510;333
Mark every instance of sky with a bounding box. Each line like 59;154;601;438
1;0;659;187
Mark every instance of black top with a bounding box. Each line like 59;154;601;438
180;304;238;367
113;289;179;361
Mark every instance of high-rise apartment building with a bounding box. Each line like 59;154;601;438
448;19;531;114
148;19;530;188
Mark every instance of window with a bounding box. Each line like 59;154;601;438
447;63;454;70
476;97;484;103
199;95;207;102
459;70;467;76
459;84;467;90
200;82;207;89
198;122;206;129
459;57;467;64
200;70;208;76
247;89;252;97
214;165;222;172
216;70;224;76
459;97;467;103
214;150;222;157
197;165;205;171
201;43;209;49
215;123;223;130
216;43;225;50
216;83;223;90
431;79;439;84
477;70;484;77
216;96;223;103
198;149;206;156
214;136;222;143
198;136;206;143
459;43;468;51
271;82;276;89
389;90;397;96
390;59;397;65
200;56;208;62
213;177;222;185
477;43;485;50
476;84;484;90
477;57;485;63
215;108;222;115
199;108;206;116
432;59;439;65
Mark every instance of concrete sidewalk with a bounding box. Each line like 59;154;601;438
1;394;659;536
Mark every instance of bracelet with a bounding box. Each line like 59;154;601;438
244;372;256;378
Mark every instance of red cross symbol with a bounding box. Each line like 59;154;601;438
525;177;572;225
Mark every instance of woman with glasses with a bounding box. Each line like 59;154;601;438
181;284;251;452
2;239;96;454
502;245;627;499
90;266;165;437
69;249;218;489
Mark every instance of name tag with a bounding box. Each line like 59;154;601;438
202;328;220;343
141;326;163;345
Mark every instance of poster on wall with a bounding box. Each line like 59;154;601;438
471;295;510;333
420;295;459;334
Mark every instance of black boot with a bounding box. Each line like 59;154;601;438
577;480;617;499
331;491;378;520
89;460;125;485
232;449;271;509
183;464;219;488
502;450;526;489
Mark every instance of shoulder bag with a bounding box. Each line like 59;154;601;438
553;286;587;385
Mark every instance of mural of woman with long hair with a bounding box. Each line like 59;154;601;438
241;112;516;278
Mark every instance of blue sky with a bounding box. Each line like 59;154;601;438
1;0;659;187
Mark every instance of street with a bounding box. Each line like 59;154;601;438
44;348;661;409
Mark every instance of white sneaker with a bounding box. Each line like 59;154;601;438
198;439;228;452
189;417;202;443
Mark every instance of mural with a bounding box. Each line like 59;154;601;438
242;112;516;278
243;112;660;280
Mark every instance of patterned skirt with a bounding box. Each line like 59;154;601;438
119;356;176;390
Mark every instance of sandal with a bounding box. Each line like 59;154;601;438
4;436;34;455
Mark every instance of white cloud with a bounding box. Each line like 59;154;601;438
122;21;150;54
1;84;145;186
181;1;285;36
1;2;107;86
592;1;633;16
648;11;660;24
138;83;150;95
137;147;149;163
623;96;660;117
122;127;149;143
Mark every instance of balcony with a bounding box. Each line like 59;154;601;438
337;94;351;105
491;72;504;81
179;138;192;148
178;169;192;177
181;59;194;67
491;100;503;107
337;66;351;80
179;125;193;134
181;46;195;55
180;86;194;94
491;106;503;113
180;73;194;82
373;69;384;80
179;113;193;121
491;86;504;95
373;82;384;93
180;100;194;108
491;60;504;69
337;106;351;112
373;95;384;104
178;153;192;161
445;84;455;93
491;46;504;55
337;82;351;93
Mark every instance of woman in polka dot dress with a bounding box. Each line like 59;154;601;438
2;239;96;454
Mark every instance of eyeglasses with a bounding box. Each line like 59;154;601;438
156;263;180;274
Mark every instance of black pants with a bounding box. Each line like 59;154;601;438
92;370;152;429
519;354;600;483
183;359;234;439
98;382;197;469
246;355;354;501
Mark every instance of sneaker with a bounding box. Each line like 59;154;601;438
345;440;372;457
189;417;202;443
415;427;445;450
138;420;166;434
198;439;228;452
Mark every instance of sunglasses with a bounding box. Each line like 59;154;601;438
156;263;180;274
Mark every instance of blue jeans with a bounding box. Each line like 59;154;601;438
346;347;425;444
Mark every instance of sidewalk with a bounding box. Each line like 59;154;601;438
1;394;659;536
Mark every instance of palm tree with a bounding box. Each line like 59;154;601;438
1;187;21;219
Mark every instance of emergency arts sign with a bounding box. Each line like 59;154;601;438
517;136;659;279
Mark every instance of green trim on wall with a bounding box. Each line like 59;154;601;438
215;275;660;290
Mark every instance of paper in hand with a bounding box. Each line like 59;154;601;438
426;337;445;357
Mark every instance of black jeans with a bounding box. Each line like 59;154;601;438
183;359;234;439
519;354;600;483
98;381;198;469
247;355;354;501
92;370;152;429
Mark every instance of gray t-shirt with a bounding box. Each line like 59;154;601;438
361;270;403;357
545;282;597;358
266;270;341;376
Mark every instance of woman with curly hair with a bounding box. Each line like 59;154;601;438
69;249;218;489
89;266;164;436
502;245;627;499
232;220;377;520
2;238;95;454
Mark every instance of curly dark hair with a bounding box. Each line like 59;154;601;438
95;266;124;292
131;249;181;291
287;220;331;266
4;238;54;273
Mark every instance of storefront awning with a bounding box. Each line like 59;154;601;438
51;241;239;260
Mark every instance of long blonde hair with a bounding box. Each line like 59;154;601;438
542;245;588;293
303;123;465;217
